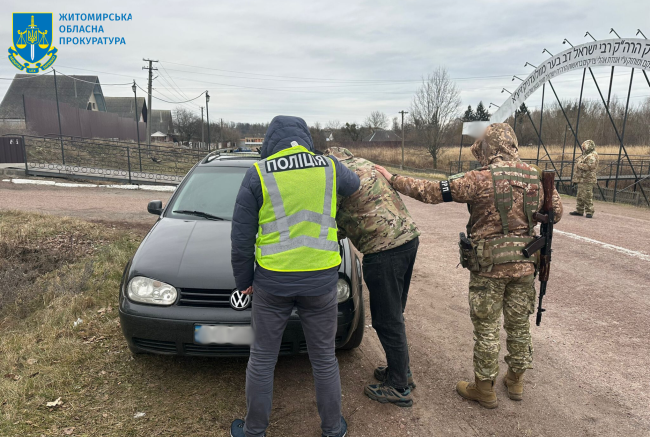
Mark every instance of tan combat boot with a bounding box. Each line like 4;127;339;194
456;376;498;409
503;368;524;401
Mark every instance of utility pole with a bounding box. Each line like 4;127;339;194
142;58;158;150
53;69;65;164
398;110;408;170
205;91;211;151
200;106;204;147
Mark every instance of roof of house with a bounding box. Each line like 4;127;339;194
104;97;146;121
150;109;173;135
0;74;102;119
151;131;166;137
363;129;402;142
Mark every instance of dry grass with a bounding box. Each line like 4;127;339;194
347;144;650;173
0;212;248;437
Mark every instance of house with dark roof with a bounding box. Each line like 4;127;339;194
0;74;106;127
149;109;175;140
104;97;147;123
363;129;402;142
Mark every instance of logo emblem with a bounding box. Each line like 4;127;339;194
230;290;251;311
9;13;58;73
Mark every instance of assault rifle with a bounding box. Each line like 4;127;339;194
522;170;555;326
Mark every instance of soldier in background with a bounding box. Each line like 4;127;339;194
570;140;599;218
325;146;420;408
375;124;563;409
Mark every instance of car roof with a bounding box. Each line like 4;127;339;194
199;152;260;167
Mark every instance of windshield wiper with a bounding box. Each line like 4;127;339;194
172;210;226;221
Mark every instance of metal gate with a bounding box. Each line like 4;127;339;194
0;137;25;163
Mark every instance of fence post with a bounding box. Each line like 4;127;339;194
127;146;132;185
21;135;28;176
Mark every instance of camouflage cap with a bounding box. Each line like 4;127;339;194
581;140;596;154
470;123;519;166
325;146;355;161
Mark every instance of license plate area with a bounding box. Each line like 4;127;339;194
194;324;253;345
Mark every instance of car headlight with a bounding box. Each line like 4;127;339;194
336;278;350;303
127;276;177;306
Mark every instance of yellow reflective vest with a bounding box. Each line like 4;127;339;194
254;145;340;272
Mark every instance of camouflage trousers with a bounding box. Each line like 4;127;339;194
576;183;595;215
468;273;536;381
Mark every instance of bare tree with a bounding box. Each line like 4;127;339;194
410;68;461;168
364;111;389;131
325;120;342;130
173;107;200;142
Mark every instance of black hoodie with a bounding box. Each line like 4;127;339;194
231;116;360;296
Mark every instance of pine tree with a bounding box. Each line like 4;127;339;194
475;102;490;121
462;105;476;122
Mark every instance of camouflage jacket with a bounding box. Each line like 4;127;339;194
573;140;599;184
391;160;563;278
326;147;420;255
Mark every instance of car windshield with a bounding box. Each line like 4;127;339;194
167;166;248;221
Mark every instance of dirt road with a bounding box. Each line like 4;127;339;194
2;181;649;436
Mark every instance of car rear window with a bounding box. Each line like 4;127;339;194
166;166;248;221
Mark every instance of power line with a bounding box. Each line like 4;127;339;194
135;83;206;104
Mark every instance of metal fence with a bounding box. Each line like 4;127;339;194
17;135;209;185
24;96;147;142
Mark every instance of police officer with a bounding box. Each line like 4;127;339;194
570;139;599;218
376;123;563;408
326;147;420;407
230;116;359;437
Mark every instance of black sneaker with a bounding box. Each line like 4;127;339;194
586;214;593;218
230;419;265;437
569;211;583;216
374;366;416;389
364;382;413;407
322;417;347;437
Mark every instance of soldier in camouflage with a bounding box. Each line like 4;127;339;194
375;124;563;409
570;140;599;218
325;146;420;408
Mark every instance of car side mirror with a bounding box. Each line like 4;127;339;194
147;200;163;215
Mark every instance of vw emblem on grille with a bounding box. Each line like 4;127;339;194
230;289;251;310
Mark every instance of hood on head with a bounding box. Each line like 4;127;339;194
260;116;314;159
581;140;596;155
325;146;354;161
470;123;519;166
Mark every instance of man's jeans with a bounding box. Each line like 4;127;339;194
244;285;341;437
362;237;419;390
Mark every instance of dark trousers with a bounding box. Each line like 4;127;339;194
244;285;341;437
362;237;419;389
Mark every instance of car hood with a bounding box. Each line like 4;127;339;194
130;218;236;290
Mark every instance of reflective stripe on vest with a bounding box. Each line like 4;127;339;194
257;152;338;258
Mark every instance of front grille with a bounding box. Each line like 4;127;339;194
178;288;233;307
184;342;294;356
132;337;177;353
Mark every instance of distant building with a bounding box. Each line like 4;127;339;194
104;96;147;123
150;110;175;141
0;74;106;128
244;137;264;147
363;129;402;143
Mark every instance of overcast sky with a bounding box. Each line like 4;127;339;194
1;0;649;126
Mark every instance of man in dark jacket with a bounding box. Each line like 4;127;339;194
230;116;360;437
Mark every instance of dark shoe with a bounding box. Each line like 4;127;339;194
230;419;245;437
364;382;413;407
456;376;498;409
322;417;347;437
374;366;416;389
503;368;524;401
586;214;593;218
569;211;583;216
